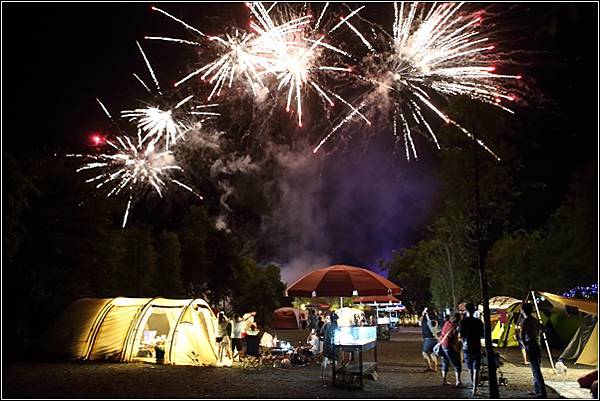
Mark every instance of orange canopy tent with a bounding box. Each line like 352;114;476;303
270;307;307;329
353;295;401;304
285;264;402;297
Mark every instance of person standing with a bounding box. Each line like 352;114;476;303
521;303;548;398
515;312;530;365
420;308;439;373
320;313;338;378
460;303;484;396
439;313;464;388
215;312;230;363
308;309;319;332
230;313;247;362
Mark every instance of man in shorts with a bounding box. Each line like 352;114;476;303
460;303;484;397
230;313;246;362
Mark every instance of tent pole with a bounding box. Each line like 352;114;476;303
531;290;556;371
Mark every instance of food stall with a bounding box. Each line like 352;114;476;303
331;326;378;388
353;296;406;340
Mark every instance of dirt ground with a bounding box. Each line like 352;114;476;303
3;327;595;399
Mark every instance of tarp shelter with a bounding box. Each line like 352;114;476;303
539;292;598;315
539;292;597;367
574;320;598;366
42;297;218;366
270;307;307;329
559;314;598;366
490;291;598;367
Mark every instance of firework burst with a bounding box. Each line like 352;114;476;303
147;7;271;100
314;2;522;159
71;134;200;227
248;2;361;127
149;3;367;129
122;41;220;150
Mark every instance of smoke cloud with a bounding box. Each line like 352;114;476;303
260;136;438;285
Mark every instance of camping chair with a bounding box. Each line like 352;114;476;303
242;335;263;369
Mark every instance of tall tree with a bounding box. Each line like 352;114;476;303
231;258;286;326
154;231;185;298
119;226;157;297
180;206;243;305
383;247;431;312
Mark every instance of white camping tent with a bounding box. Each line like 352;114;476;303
42;297;218;366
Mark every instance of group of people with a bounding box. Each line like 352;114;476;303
213;308;336;368
215;310;257;363
420;302;547;398
420;304;483;395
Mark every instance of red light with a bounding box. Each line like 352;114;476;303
90;133;105;146
516;75;522;80
507;96;515;101
489;66;496;71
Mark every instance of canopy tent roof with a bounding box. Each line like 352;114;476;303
539;292;598;316
305;303;331;309
286;264;402;297
489;295;522;310
352;295;400;304
270;307;307;330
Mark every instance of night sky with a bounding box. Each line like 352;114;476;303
2;2;598;282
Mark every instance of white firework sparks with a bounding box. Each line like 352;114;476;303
71;135;201;228
317;2;522;159
148;3;368;130
122;41;220;150
178;30;270;100
248;2;358;127
148;7;270;100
